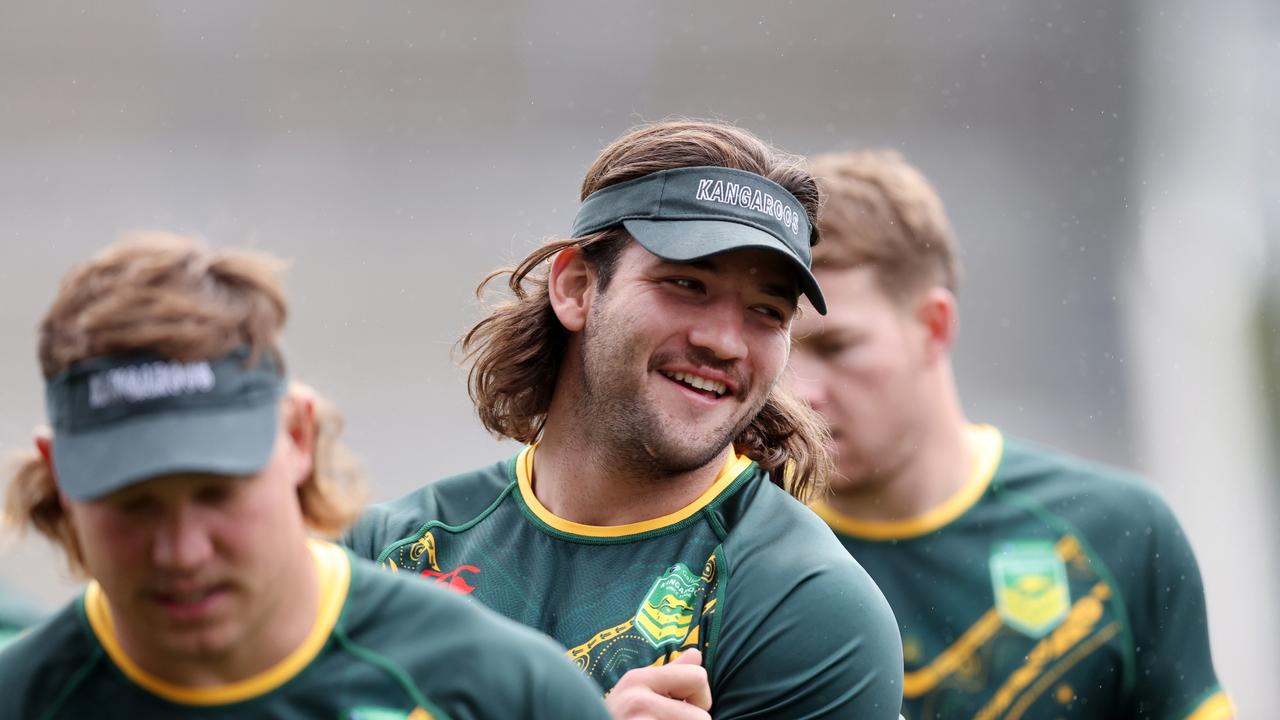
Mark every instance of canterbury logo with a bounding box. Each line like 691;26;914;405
422;565;480;595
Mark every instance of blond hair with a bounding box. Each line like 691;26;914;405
808;149;960;298
4;232;365;574
463;120;833;502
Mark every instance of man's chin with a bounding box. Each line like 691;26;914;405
638;430;736;477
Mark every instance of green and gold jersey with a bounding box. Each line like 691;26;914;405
346;447;905;719
0;541;610;720
814;425;1232;720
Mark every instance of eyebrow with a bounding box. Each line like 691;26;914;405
760;281;799;306
665;258;799;305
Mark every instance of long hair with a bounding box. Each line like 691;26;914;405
3;232;366;574
463;120;834;502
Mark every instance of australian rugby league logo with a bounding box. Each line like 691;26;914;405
989;540;1070;638
408;530;480;595
634;563;702;649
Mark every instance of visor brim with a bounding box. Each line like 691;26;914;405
623;218;827;314
51;400;281;502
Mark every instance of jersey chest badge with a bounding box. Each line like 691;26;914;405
989;540;1070;638
634;563;701;649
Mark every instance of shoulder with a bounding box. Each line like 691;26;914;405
709;471;904;718
343;457;516;560
994;435;1185;537
0;583;43;635
718;469;871;575
340;558;610;719
0;599;99;716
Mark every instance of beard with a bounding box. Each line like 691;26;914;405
575;303;769;480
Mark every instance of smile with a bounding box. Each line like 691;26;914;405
659;370;728;398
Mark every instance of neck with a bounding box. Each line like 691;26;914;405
111;540;320;687
827;370;973;523
536;396;733;526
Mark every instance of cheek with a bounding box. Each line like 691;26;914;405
68;509;146;572
753;331;792;379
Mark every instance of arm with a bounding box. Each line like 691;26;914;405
708;544;903;719
1127;495;1232;719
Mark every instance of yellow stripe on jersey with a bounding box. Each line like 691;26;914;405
1186;691;1235;720
84;539;351;705
903;534;1087;697
975;582;1113;720
516;444;754;537
812;423;1003;540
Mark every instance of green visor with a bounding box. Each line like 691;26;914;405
571;166;826;314
45;346;286;501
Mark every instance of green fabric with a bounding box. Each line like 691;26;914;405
0;552;610;720
346;456;904;719
828;432;1226;719
45;346;285;501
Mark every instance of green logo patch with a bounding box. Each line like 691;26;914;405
634;563;702;649
989;540;1071;638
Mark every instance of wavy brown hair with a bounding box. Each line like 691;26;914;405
462;120;834;502
3;232;366;575
808;149;961;299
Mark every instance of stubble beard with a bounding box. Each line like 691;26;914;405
577;312;765;481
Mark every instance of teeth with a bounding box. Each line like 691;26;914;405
662;371;727;397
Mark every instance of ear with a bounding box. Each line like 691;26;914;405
547;247;593;333
33;427;73;511
33;426;54;473
914;287;958;365
282;390;316;488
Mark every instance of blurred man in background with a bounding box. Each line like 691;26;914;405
0;234;611;719
347;120;904;719
789;150;1233;719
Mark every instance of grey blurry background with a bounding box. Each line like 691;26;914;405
1;0;1276;713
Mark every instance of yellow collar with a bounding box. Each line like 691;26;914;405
516;444;754;538
84;539;351;705
812;424;1004;541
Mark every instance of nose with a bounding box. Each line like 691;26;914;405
786;353;829;412
687;298;749;361
151;506;214;572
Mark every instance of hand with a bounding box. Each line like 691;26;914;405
605;649;712;720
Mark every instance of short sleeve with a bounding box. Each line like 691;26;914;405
708;543;904;719
1126;494;1231;719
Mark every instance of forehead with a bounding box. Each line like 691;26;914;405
793;266;899;333
94;472;235;503
624;243;800;295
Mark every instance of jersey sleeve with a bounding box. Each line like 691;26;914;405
342;503;396;562
709;534;904;719
1125;492;1231;719
417;602;614;719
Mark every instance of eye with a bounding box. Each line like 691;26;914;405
816;337;856;357
112;494;160;517
666;277;705;293
194;482;236;506
750;304;787;324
